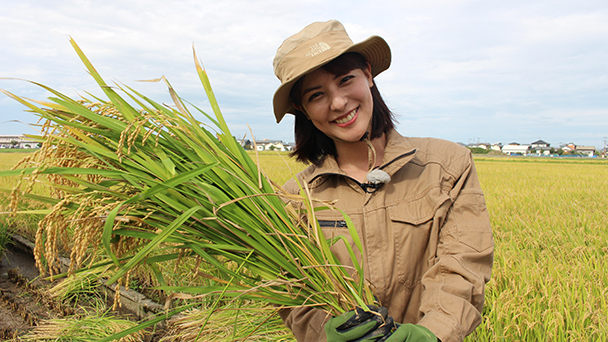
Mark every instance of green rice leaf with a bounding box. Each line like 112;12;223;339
107;205;205;284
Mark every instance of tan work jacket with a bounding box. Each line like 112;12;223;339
279;130;493;342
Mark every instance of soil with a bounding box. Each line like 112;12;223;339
0;241;168;341
0;242;51;340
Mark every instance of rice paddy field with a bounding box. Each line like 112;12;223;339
1;151;607;341
0;152;49;239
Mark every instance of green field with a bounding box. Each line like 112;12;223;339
1;151;607;340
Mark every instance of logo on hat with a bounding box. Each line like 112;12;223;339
306;42;331;57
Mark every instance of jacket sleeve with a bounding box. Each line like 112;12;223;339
417;153;494;342
279;306;330;342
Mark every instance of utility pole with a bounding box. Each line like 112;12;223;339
603;137;607;157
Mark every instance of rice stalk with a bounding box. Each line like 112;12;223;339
0;221;10;261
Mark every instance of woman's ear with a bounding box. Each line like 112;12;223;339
364;62;374;88
294;103;311;120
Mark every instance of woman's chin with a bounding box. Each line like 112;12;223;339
330;130;369;144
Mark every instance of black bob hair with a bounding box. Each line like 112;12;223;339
288;52;396;166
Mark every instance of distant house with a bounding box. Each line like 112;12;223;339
253;139;292;152
530;139;551;155
502;143;530;156
560;143;576;153
471;143;491;150
576;146;596;157
530;140;550;148
491;143;503;151
237;138;293;151
238;139;251;149
0;135;38;149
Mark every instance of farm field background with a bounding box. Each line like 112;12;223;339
1;151;607;341
0;152;49;239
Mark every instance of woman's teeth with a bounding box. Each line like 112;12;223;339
334;109;357;124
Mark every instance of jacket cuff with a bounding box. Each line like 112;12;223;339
417;311;464;342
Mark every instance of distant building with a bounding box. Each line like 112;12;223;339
491;143;503;151
471;143;491;149
502;143;530;156
530;139;551;156
239;139;293;152
530;140;550;148
0;135;38;149
575;146;596;157
560;143;576;153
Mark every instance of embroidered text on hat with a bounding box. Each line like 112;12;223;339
306;42;331;57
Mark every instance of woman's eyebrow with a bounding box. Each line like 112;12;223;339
302;74;346;95
302;85;322;96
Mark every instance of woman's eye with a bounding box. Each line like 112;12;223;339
340;75;354;84
308;92;322;102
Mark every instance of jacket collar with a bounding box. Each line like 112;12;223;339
302;129;417;188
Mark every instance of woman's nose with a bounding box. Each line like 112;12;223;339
329;92;347;112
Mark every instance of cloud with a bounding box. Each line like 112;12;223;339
1;0;607;148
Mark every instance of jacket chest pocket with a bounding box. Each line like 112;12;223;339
314;212;362;272
388;189;451;290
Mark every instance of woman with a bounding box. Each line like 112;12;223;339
272;20;493;342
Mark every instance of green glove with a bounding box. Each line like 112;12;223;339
325;306;393;342
377;323;437;342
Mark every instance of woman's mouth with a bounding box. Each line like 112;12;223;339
333;108;358;125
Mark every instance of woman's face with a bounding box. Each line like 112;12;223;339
298;64;374;143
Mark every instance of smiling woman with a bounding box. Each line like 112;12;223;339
287;52;395;170
271;20;494;342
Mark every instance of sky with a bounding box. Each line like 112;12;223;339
1;0;607;149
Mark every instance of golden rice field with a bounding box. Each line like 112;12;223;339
0;152;50;237
471;157;608;341
1;151;607;341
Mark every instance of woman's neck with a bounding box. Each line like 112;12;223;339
335;133;386;183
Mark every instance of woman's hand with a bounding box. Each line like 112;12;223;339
376;323;437;342
325;306;438;342
324;306;395;341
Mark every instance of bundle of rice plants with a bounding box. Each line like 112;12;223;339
159;301;292;341
0;38;374;331
48;268;106;307
18;312;146;342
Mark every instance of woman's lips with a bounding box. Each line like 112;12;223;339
333;108;358;126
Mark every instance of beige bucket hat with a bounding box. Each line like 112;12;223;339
272;20;391;123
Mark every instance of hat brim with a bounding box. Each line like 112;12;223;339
273;35;391;123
